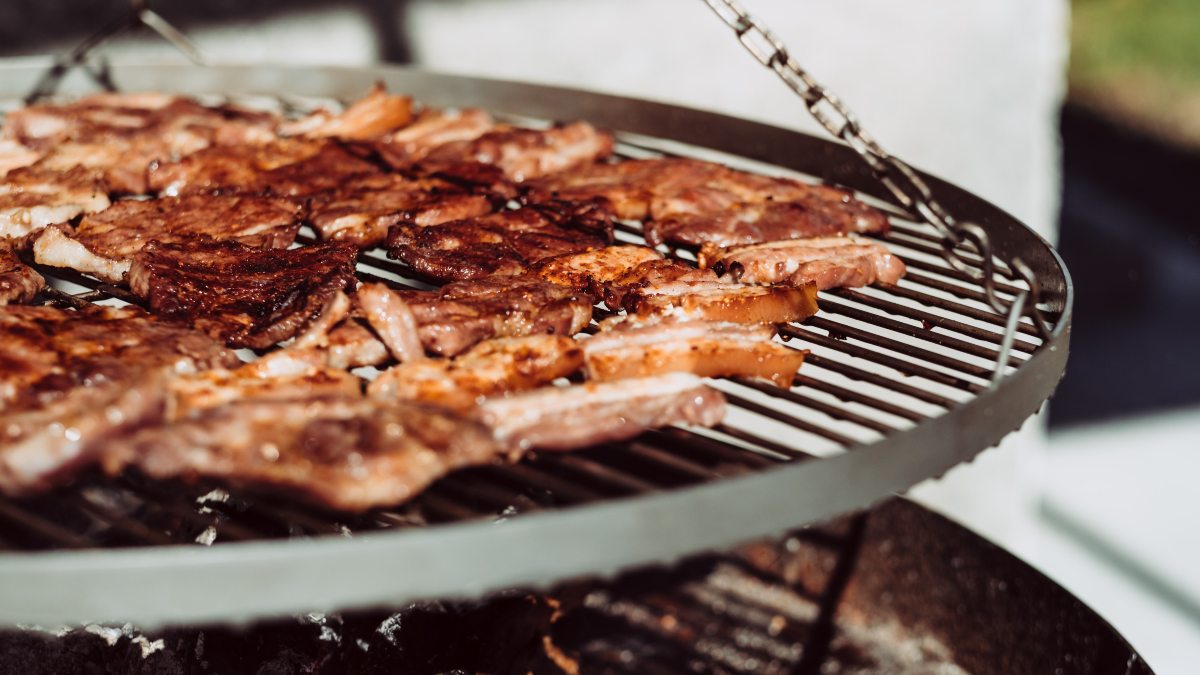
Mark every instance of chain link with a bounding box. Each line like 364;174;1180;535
701;0;1052;343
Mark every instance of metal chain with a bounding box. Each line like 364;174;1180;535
701;0;1053;347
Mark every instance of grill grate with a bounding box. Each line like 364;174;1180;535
0;92;1050;553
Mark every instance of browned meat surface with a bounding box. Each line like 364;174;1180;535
2;92;280;194
529;157;887;247
400;274;595;357
103;395;501;511
278;85;413;140
584;317;805;387
531;245;664;293
0;240;43;305
625;278;819;325
128;239;359;349
419;122;613;182
356;283;426;364
599;258;718;308
0;305;237;495
32;194;301;283
308;173;496;247
698;236;907;290
0;166;111;239
0;139;42;176
148;139;379;198
387;200;614;282
375;108;495;164
474;373;726;452
370;334;583;411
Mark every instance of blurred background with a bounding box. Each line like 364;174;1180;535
2;0;1198;671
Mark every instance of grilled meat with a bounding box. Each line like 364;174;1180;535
32;194;300;283
103;396;501;511
370;334;583;411
600;258;717;308
278;85;413;140
698;236;907;290
376;108;495;164
0;305;237;494
0;166;111;239
526;158;686;220
308;173;495;248
531;244;664;293
356;283;426;364
474;373;726;452
626;279;819;325
584;317;805;387
0;239;43;305
419;122;613;182
129;238;359;349
0;139;42;176
322;320;390;370
387;200;615;282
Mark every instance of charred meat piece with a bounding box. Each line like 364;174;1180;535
419;122;614;182
474;373;726;452
375;108;495;165
308;173;496;248
0;240;44;305
387;200;614;282
166;349;362;420
369;334;583;411
700;236;906;290
626;278;819;325
412;274;595;356
32;194;300;283
0;305;237;495
278;85;413;140
148;139;379;198
531;244;664;293
0;166;111;239
584;317;805;387
129;239;359;349
103;396;502;512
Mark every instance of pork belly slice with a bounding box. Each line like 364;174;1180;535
626;278;819;325
531;244;664;293
600;258;717;308
699;236;907;290
0;239;43;305
308;172;495;248
0;305;237;495
419;122;614;182
375;108;495;164
0;166;111;239
129;238;359;349
387;200;614;282
370;335;583;412
0;139;42;176
584;318;805;388
474;373;726;452
356;283;425;364
32;194;300;283
279;84;413;140
103;396;501;512
357;276;594;358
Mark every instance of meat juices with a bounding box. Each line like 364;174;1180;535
0;305;237;495
32;194;301;283
129;239;359;349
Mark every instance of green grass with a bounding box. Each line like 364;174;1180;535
1072;0;1200;89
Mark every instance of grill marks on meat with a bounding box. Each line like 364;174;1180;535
474;373;726;452
32;194;301;283
387;200;615;282
419;122;614;182
0;166;111;239
129;239;359;349
584;318;805;388
369;334;583;412
0;305;237;494
0;240;43;305
308;173;496;247
530;157;888;248
699;236;907;290
104;396;502;512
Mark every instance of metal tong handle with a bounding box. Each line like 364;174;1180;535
700;0;1054;373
